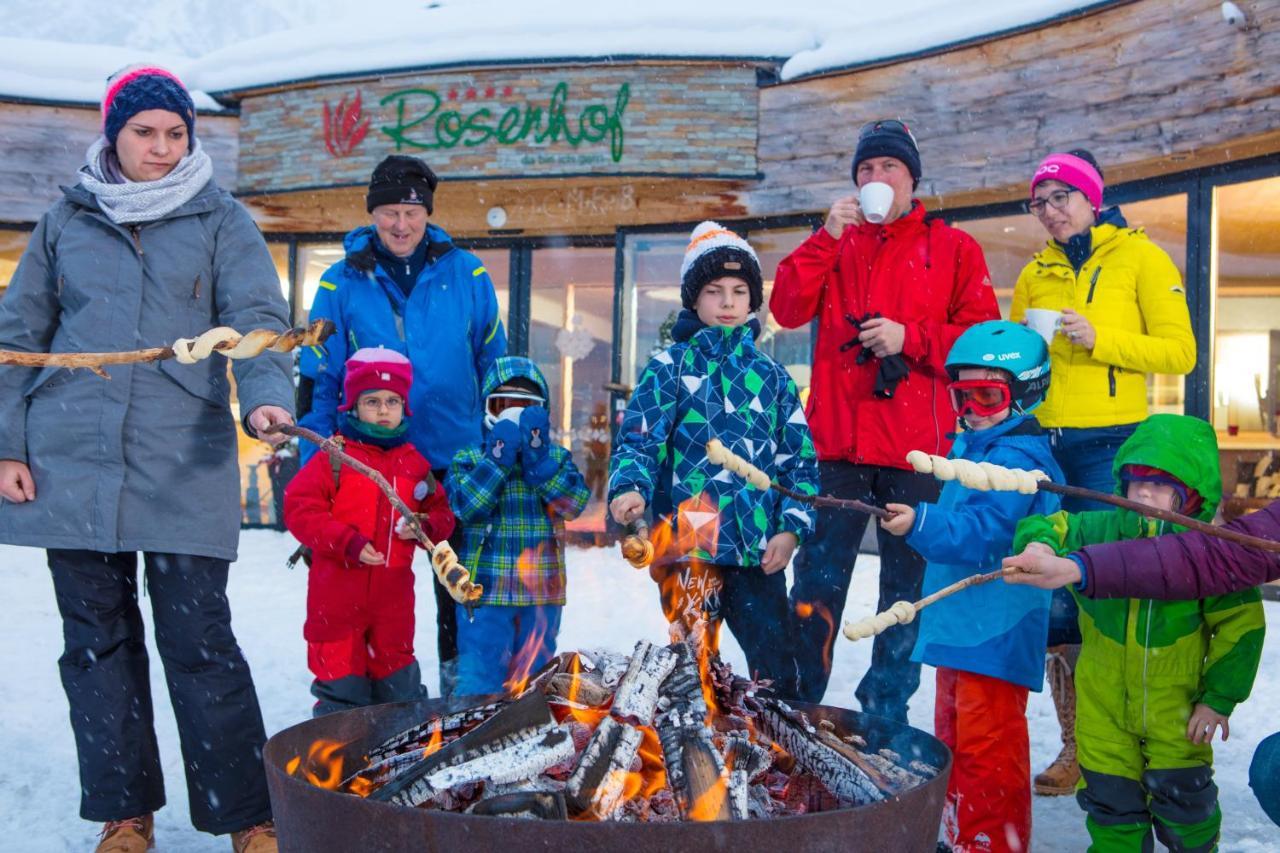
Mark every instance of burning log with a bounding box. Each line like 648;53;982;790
652;642;735;820
610;640;678;726
364;700;506;765
725;734;772;820
368;692;570;808
755;699;885;806
565;715;645;819
469;790;568;820
680;736;731;821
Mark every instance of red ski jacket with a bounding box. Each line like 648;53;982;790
284;438;455;641
770;203;999;469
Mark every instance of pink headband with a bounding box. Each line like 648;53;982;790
101;65;187;129
1030;153;1104;215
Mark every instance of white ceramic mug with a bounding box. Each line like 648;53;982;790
859;182;895;224
1023;308;1063;344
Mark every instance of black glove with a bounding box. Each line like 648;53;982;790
840;312;910;398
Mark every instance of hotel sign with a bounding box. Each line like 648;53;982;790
237;65;759;194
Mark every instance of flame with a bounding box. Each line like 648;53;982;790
347;775;375;798
289;739;348;790
502;587;552;695
421;719;445;758
686;775;730;821
795;599;835;677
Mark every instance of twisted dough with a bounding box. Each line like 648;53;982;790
905;450;1047;495
842;600;917;642
171;322;331;365
620;535;655;569
705;439;772;491
430;540;483;604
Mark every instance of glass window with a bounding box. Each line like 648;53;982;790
0;229;31;296
296;242;346;324
956;192;1189;414
529;246;615;537
749;227;816;396
619;232;688;389
1212;175;1280;470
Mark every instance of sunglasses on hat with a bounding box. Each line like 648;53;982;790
947;379;1011;418
858;118;917;145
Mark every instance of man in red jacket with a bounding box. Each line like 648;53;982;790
770;120;1000;716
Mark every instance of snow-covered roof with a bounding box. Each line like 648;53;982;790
1;0;1109;106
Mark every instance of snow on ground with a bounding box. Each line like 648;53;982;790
5;532;1278;850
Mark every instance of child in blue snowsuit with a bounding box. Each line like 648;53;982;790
446;356;589;697
879;320;1062;853
608;222;819;699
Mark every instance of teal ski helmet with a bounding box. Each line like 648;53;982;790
945;320;1051;415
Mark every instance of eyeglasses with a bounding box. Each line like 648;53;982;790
1026;188;1080;216
947;380;1011;418
858;119;916;145
358;395;404;411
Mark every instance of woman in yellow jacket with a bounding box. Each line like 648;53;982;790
1010;149;1196;798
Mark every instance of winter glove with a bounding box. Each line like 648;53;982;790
519;405;558;485
874;353;910;399
484;410;521;468
840;312;910;399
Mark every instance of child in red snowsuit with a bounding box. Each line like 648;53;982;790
285;347;455;716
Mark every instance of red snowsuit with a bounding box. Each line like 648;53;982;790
284;438;454;685
770;203;1000;468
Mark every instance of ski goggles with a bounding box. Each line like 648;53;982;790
486;389;545;416
947;380;1011;418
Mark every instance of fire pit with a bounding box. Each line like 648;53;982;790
264;642;951;852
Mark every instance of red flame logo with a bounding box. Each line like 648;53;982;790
323;91;371;158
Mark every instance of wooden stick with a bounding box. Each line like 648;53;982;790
842;568;1011;642
0;320;334;377
905;451;1280;556
705;439;891;519
265;423;483;606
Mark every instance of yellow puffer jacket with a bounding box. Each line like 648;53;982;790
1010;222;1195;429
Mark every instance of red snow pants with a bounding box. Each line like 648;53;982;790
935;667;1031;853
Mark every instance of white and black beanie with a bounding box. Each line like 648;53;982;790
679;221;764;312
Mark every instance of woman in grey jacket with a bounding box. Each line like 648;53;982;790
0;66;291;852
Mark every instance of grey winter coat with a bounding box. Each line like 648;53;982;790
0;180;294;560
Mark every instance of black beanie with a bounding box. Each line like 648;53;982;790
366;155;439;214
679;221;764;312
852;120;922;189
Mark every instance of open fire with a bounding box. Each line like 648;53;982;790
285;627;938;824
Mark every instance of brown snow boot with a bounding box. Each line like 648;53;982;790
231;820;278;853
1035;645;1080;796
95;814;154;853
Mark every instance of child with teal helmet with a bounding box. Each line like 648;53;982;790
881;319;1062;851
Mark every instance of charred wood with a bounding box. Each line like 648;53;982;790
365;700;506;764
756;699;884;806
468;791;568;820
610;640;678;726
565;715;645;819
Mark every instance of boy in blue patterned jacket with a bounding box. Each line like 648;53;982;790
608;222;819;698
879;320;1062;853
446;356;589;697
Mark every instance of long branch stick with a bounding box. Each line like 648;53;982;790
0;320;334;377
265;423;483;606
905;451;1280;556
842;568;1012;642
705;439;891;518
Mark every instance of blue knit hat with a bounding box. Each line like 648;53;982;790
102;65;196;146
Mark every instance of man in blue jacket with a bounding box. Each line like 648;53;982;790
300;155;507;696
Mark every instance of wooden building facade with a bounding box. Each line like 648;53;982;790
2;0;1279;531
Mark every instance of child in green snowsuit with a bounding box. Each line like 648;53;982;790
1013;414;1264;852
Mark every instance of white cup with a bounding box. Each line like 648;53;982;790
859;181;895;224
1023;308;1063;344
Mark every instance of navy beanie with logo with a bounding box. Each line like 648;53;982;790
852;120;922;189
366;155;440;214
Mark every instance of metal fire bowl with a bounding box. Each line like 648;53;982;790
264;698;952;853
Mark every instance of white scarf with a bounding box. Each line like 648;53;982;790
78;136;215;224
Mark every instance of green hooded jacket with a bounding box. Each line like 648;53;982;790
1013;415;1265;733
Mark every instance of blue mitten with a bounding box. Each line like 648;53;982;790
484;413;521;468
519;405;557;484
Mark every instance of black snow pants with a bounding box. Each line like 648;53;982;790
48;549;272;834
